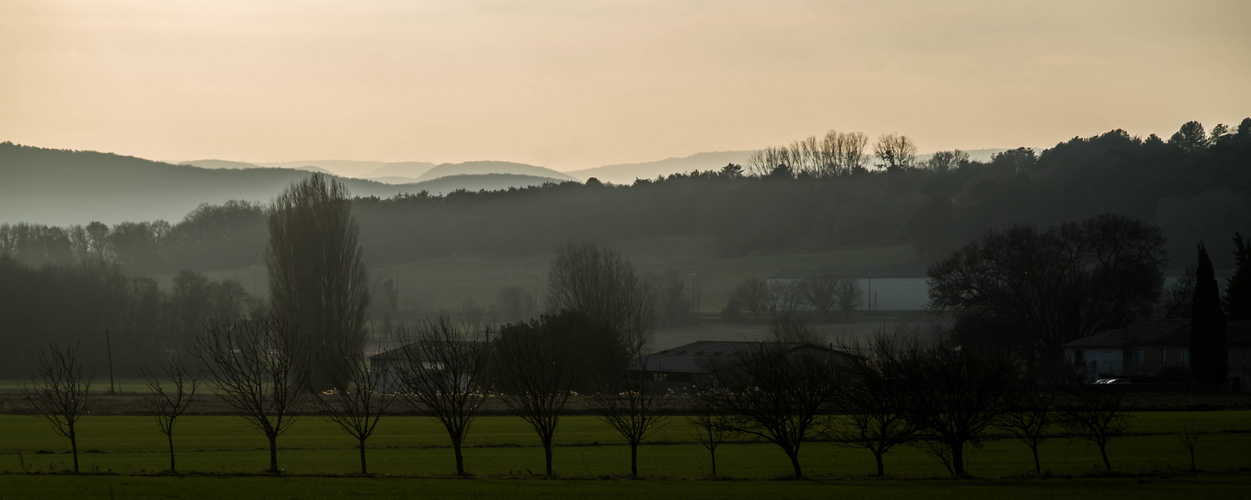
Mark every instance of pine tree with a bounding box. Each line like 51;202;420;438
1190;243;1228;384
1224;233;1251;321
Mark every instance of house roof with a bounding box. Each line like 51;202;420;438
1063;320;1251;349
768;264;927;280
640;340;854;373
369;340;486;362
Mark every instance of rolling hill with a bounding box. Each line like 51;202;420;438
414;161;577;183
567;151;756;185
0;143;564;225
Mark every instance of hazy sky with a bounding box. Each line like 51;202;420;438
3;0;1249;171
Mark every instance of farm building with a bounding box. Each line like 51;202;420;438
1063;319;1251;388
369;340;487;392
633;340;857;391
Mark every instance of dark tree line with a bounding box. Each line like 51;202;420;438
928;215;1167;379
0;256;253;377
4;119;1248;278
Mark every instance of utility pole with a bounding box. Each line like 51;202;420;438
105;329;116;394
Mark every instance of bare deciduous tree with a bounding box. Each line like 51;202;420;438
196;315;309;473
893;338;1016;477
687;391;733;477
925;150;970;173
703;342;842;477
548;242;654;356
267;173;370;390
764;281;803;317
730;277;770;320
831;335;916;476
22;342;91;473
1057;384;1135;471
768;313;818;343
835;131;870;174
1179;421;1201;471
493;314;578;476
311;352;394;475
141;357;198;473
588;355;671;477
999;388;1055;474
834;277;863;319
394;317;493;476
874;133;918;171
798;275;840;319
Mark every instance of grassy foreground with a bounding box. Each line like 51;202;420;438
3;474;1251;500
1;411;1250;498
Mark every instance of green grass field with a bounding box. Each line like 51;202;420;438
4;412;1250;477
3;475;1251;500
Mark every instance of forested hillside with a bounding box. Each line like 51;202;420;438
2;120;1249;276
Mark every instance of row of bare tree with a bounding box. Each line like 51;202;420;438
745;130;948;177
22;328;1138;478
686;335;1138;478
723;275;863;322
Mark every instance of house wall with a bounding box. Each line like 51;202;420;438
1065;348;1126;382
1231;346;1251;389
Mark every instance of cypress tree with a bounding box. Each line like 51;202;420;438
1190;243;1228;384
1224;233;1251;321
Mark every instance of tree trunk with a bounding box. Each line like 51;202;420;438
950;441;964;477
359;437;368;474
710;448;717;478
543;437;554;476
168;433;176;473
454;441;466;476
268;434;279;473
788;450;803;478
874;451;885;476
630;441;638;477
71;434;79;473
1031;445;1040;473
1099;442;1112;471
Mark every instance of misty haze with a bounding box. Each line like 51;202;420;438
2;1;1250;499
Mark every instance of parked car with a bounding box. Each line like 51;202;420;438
1093;378;1131;385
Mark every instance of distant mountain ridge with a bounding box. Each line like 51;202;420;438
567;151;757;185
250;159;574;185
415;161;577;183
0;143;563;225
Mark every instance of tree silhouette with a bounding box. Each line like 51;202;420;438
310;351;393;475
702;342;842;477
267;174;370;390
1169;121;1208;152
1224;233;1251;320
141;357;198;473
588;354;671;477
394;318;493;476
1190;243;1228;384
196;315;309;473
22;342;91;473
492;314;579;476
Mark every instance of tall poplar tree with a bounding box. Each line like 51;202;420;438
1190;243;1228;384
267;174;370;390
1224;233;1251;321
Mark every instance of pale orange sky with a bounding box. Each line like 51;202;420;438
2;0;1249;171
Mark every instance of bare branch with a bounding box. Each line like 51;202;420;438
22;342;92;473
392;317;492;475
